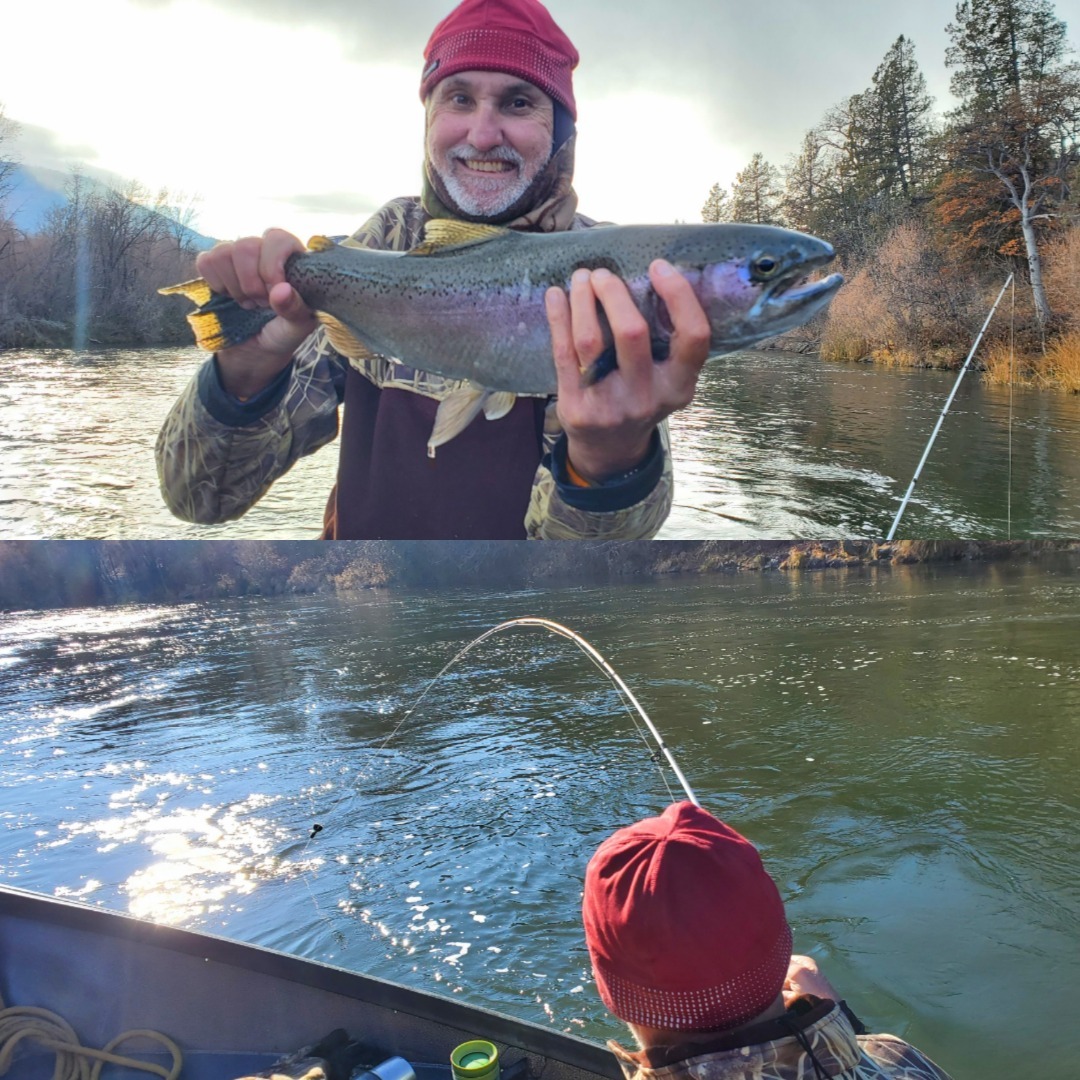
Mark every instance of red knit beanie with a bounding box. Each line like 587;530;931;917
420;0;579;120
582;802;793;1032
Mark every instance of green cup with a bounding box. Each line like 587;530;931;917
450;1040;500;1080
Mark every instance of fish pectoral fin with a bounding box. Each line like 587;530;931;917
158;277;214;305
306;235;336;252
317;313;378;361
427;387;517;457
408;220;510;256
580;344;619;386
427;385;494;458
482;391;517;421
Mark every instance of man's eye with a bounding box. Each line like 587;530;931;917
509;97;532;110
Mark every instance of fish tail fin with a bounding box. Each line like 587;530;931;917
159;277;275;352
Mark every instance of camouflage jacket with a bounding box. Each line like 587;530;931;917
155;197;673;539
607;1000;953;1080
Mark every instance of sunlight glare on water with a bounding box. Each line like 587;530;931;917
1;563;1078;1078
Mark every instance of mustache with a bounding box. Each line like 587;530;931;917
447;144;526;167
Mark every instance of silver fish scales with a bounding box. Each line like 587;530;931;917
163;219;843;451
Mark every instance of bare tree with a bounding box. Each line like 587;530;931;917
944;0;1080;328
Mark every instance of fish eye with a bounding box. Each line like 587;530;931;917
750;254;781;280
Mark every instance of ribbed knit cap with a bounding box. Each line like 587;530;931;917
583;802;792;1032
420;0;578;119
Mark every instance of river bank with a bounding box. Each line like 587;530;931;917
2;540;1077;613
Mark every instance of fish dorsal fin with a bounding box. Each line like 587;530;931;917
317;312;378;361
408;220;509;256
307;235;337;252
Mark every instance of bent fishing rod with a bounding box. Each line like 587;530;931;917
464;617;699;806
886;273;1014;540
317;616;699;834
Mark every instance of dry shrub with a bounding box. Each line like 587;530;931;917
1043;226;1080;328
820;265;892;362
821;220;983;365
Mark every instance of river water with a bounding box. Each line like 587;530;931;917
2;347;1079;539
1;561;1077;1078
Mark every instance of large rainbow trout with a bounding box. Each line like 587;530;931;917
162;219;842;453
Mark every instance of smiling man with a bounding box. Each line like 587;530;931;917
156;0;712;539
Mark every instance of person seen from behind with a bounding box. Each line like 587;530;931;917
582;802;954;1080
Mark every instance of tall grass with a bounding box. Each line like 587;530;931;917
1044;332;1080;393
982;332;1080;393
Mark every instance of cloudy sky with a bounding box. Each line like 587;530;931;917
4;0;1079;241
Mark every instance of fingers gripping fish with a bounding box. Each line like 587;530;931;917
161;220;843;456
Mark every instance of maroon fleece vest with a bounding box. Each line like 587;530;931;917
323;366;547;539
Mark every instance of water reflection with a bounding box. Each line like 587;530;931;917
3;348;1080;537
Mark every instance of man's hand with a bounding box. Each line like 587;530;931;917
545;259;711;482
783;954;841;1006
196;228;318;399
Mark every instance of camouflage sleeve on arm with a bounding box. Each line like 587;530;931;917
857;1035;955;1080
155;199;428;525
524;410;673;539
155;328;346;524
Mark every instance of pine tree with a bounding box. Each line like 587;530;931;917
701;182;732;223
870;36;937;199
729;153;782;225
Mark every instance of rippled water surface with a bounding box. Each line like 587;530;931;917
1;562;1078;1078
2;347;1079;538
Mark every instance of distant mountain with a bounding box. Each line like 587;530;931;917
1;164;217;250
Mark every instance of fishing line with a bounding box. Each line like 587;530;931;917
295;618;698;951
1007;275;1016;540
886;273;1015;540
313;616;697;834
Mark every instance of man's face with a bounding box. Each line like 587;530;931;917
426;70;555;218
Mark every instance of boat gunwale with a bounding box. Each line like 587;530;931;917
0;884;619;1079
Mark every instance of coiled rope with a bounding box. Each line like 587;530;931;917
0;993;182;1080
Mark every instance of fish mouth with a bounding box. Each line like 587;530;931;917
753;254;844;324
765;270;844;313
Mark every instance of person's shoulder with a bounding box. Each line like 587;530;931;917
569;212;615;230
347;197;427;252
858;1033;954;1080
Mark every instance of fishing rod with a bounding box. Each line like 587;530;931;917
886;273;1014;540
464;617;699;806
324;616;700;824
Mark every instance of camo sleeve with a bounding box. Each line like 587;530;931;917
155;330;346;524
155;200;425;525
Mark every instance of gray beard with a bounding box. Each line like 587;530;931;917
434;145;546;218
